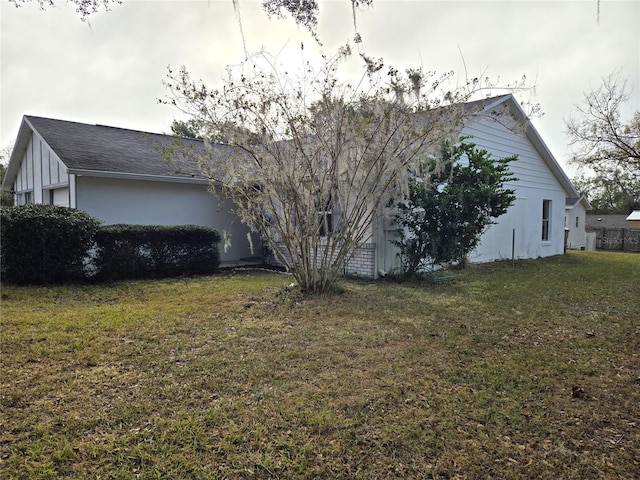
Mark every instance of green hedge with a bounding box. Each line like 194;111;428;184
1;206;222;284
94;224;221;280
0;204;101;284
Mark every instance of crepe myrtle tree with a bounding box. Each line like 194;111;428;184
162;46;489;293
392;140;517;278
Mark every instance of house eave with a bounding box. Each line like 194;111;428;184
68;168;211;185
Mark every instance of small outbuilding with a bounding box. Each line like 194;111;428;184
565;194;592;249
627;210;640;230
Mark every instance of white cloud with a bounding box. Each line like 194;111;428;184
1;0;638;177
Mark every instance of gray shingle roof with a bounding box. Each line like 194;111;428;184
25;116;218;179
585;215;629;229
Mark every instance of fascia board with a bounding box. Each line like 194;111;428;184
1;117;33;190
68;168;211;185
579;194;593;210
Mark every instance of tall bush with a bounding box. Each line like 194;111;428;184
393;140;517;277
0;204;101;284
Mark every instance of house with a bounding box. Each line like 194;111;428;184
586;214;629;230
627;210;640;229
585;213;640;252
0;116;259;265
565;194;592;249
372;94;579;276
2;95;579;278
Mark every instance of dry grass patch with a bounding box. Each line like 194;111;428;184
2;252;639;479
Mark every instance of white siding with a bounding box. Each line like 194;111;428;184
12;130;69;204
462;117;568;261
75;176;258;263
380;114;571;273
565;202;588;249
51;188;70;207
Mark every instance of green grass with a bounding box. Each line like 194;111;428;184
2;251;639;479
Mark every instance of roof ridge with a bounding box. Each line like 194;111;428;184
24;114;201;142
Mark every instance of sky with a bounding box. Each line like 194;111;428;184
1;0;639;177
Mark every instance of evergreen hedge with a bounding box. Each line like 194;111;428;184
1;205;222;284
0;204;101;284
93;224;221;280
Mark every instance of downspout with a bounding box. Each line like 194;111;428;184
69;174;77;209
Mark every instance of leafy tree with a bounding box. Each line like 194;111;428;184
392;140;516;278
170;119;204;140
571;172;639;214
0;164;15;207
0;143;15;207
163;48;482;293
566;73;640;214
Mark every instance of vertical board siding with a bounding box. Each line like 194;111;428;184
13;129;70;203
42;148;51;185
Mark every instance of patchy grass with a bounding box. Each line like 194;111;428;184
1;251;639;479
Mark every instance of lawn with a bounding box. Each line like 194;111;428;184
1;251;639;479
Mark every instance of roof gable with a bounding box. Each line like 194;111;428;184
627;210;640;221
477;95;578;198
566;194;592;210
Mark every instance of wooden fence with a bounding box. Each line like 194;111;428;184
593;228;640;253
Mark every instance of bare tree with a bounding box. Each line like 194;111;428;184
9;0;119;19
566;73;640;212
163;48;479;293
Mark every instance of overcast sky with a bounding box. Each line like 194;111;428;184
1;0;639;176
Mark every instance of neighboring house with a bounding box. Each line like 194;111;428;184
627;210;640;229
565;194;592;249
2;94;579;278
585;213;639;252
586;215;629;231
0;116;258;265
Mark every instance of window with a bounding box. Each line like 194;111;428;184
17;191;33;205
315;193;336;237
575;216;579;228
541;200;551;241
317;201;333;236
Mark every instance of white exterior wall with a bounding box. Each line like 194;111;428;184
463;117;569;262
75;176;258;263
565;203;588;249
11;131;71;206
378;115;571;273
